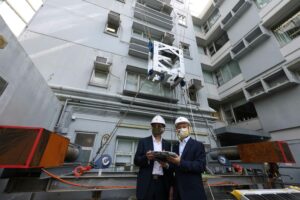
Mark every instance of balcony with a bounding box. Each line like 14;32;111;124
138;0;173;15
128;22;174;59
134;2;173;30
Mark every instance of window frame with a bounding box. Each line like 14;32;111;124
180;42;192;59
89;66;110;88
177;13;187;27
123;70;177;102
114;137;138;171
74;132;97;164
272;10;300;47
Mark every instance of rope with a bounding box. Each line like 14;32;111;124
91;79;146;162
41;169;136;189
180;87;197;140
184;84;198;141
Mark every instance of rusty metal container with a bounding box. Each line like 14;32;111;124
0;126;69;168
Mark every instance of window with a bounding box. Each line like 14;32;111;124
0;76;8;97
74;132;96;164
186;79;202;102
203;71;215;84
180;42;191;58
188;87;197;102
254;0;272;9
105;11;120;35
272;10;300;46
177;13;187;26
132;28;161;41
214;60;241;86
115;138;138;172
207;33;229;56
223;99;258;124
91;69;108;85
124;70;175;100
90;56;111;87
233;102;258;122
202;9;221;34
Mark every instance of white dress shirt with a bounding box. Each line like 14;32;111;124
152;136;164;175
179;136;190;156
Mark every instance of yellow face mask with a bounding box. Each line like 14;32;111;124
176;127;191;141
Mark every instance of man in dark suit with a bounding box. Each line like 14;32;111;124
168;116;207;200
134;115;172;200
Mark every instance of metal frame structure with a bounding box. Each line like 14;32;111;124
148;41;185;87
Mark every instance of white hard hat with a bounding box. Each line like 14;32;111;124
151;115;166;126
175;116;190;126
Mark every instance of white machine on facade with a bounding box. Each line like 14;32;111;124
147;41;185;87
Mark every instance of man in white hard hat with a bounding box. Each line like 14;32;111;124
168;116;207;200
134;115;172;200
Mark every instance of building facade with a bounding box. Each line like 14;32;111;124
194;0;300;184
1;0;300;199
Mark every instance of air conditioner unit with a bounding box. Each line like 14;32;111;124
161;32;175;45
94;56;111;70
188;79;203;90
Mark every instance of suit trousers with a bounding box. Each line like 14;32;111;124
140;176;167;200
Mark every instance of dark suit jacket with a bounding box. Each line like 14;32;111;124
134;136;172;200
172;138;207;200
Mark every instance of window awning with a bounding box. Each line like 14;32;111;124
108;11;120;26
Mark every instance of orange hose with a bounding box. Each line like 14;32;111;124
208;181;239;187
41;168;136;189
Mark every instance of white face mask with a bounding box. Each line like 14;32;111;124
176;127;190;141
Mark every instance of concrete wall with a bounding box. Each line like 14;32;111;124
19;0;210;109
254;85;300;133
0;17;61;129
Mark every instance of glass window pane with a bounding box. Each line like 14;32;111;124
254;0;272;9
77;149;92;163
215;71;223;86
7;0;35;23
125;72;138;91
75;133;95;147
178;14;186;26
116;155;131;164
140;75;160;95
117;139;133;153
0;2;26;36
221;65;232;83
273;11;300;46
92;69;107;84
161;84;173;98
228;61;241;77
208;10;220;28
203;71;214;84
